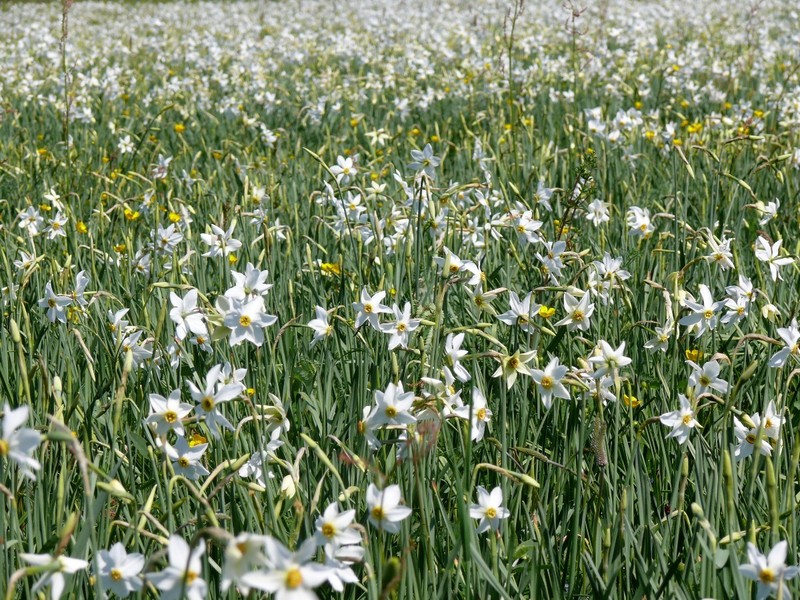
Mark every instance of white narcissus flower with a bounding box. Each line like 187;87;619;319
164;435;210;480
585;199;610;226
733;415;772;460
554;292;594;332
530;356;571;409
69;270;90;308
201;223;242;258
307;306;334;347
20;553;89;600
686;359;728;396
497;291;540;334
587;340;632;379
222;296;278;347
148;535;207;600
679;284;724;337
352;287;391;331
226;263;273;301
169;288;207;341
188;364;243;438
739;541;799;600
762;400;783;440
380;302;420;350
1;403;42;480
38;281;72;323
240;537;329;598
368;382;416;429
453;387;492;442
768;319;800;369
314;502;361;554
754;236;793;282
96;542;145;597
221;533;268;595
146;389;194;437
492;350;536;390
330;154;357;185
644;321;673;353
705;234;734;271
408;143;440;179
659;394;699;445
469;486;510;533
444;332;471;382
366;483;412;533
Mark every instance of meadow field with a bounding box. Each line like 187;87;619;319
2;0;800;597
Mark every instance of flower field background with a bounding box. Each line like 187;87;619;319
2;0;800;597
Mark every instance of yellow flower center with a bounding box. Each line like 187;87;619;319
486;507;497;518
572;310;584;321
178;456;190;468
759;568;776;584
239;315;252;327
699;375;711;387
48;298;56;308
364;303;373;313
703;310;713;320
285;567;303;589
371;506;385;521
396;322;407;332
164;410;178;424
185;570;199;584
746;434;756;445
322;523;336;538
476;408;487;421
201;396;215;411
682;414;693;426
110;568;123;581
509;357;520;369
385;406;398;418
540;376;553;390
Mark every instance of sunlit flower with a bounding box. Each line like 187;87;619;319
366;483;412;533
469;486;510;533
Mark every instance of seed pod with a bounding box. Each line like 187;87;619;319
591;414;608;468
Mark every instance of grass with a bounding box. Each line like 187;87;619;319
1;0;800;598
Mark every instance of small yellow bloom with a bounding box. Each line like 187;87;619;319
212;151;222;160
645;130;656;141
246;387;256;397
113;243;127;253
320;262;341;277
672;138;683;147
188;432;207;447
429;134;440;143
124;208;140;221
685;349;703;362
410;127;421;137
39;203;52;212
228;254;238;265
503;123;512;131
687;122;703;134
76;221;88;234
37;148;48;157
349;118;359;128
623;394;641;408
168;211;181;223
174;123;186;134
634;101;643;110
370;172;379;181
538;305;556;319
